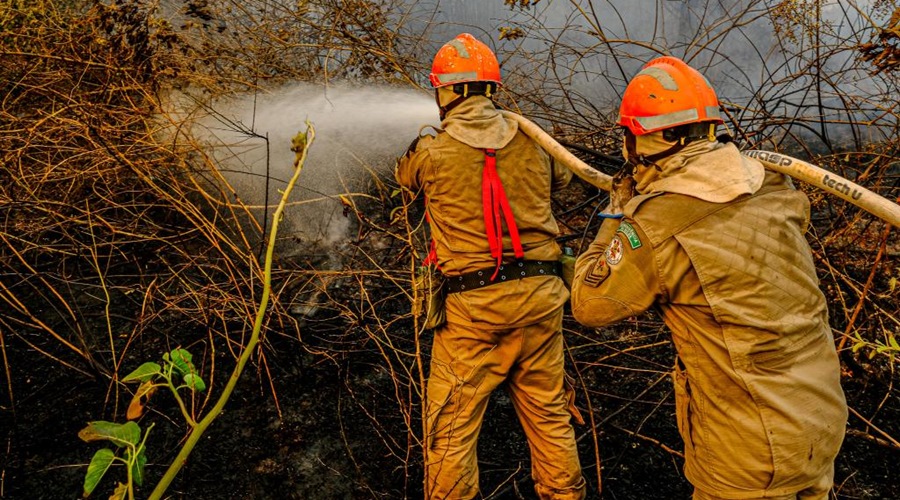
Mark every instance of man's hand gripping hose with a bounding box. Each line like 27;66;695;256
606;167;636;216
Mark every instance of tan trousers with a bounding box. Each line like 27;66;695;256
424;310;586;500
692;463;835;500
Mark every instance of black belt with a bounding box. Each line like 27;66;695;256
444;260;562;294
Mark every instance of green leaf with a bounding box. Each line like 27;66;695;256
391;188;401;198
83;448;115;497
852;341;864;353
291;129;308;154
78;421;141;448
182;373;207;392
122;362;161;383
169;348;194;376
131;445;148;487
890;335;899;350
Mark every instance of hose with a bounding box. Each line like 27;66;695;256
501;111;900;227
742;150;900;227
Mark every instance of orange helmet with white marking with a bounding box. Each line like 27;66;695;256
617;56;723;136
429;33;502;89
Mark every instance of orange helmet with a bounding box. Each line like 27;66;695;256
617;56;723;136
429;33;502;88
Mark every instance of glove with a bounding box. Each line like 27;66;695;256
605;168;636;215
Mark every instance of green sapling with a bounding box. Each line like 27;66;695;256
79;348;206;498
78;420;152;500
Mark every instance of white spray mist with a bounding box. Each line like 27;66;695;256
194;83;439;257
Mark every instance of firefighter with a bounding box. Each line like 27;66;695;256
570;56;848;499
395;33;586;500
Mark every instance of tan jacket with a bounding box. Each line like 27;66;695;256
395;96;572;329
571;171;847;498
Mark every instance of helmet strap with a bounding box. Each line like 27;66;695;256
436;92;466;120
624;130;687;170
435;82;498;120
625;122;719;169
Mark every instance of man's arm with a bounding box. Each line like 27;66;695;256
395;134;434;192
570;169;658;327
550;155;574;192
570;217;660;327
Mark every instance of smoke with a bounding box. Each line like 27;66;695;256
414;0;891;148
192;83;439;257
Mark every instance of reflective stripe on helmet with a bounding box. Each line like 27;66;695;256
628;105;721;134
634;109;699;132
433;71;479;85
705;106;721;120
637;66;678;90
446;39;470;58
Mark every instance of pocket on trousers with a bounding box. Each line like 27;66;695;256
563;372;585;425
413;266;446;330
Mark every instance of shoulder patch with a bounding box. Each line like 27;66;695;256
605;236;624;265
616;221;642;250
582;258;610;287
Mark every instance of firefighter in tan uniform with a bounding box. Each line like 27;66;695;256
395;33;586;500
570;57;847;500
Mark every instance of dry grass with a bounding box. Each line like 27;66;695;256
1;0;898;498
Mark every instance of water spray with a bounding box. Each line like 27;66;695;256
502;111;900;227
186;83;438;254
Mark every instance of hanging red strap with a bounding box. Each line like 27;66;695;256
422;196;439;267
482;148;524;280
423;237;438;266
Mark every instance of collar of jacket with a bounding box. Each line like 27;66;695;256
626;134;765;203
441;95;518;150
623;170;793;241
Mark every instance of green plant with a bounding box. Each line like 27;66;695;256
121;348;207;425
78;420;152;500
78;348;205;499
77;122;314;498
145;123;315;500
850;331;900;360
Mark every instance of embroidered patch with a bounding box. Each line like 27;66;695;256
605;236;624;265
616;221;642;250
582;259;610;287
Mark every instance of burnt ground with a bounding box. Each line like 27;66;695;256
2;176;900;499
3;294;899;500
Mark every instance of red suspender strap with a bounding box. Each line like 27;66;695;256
482;152;502;260
482;148;524;280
